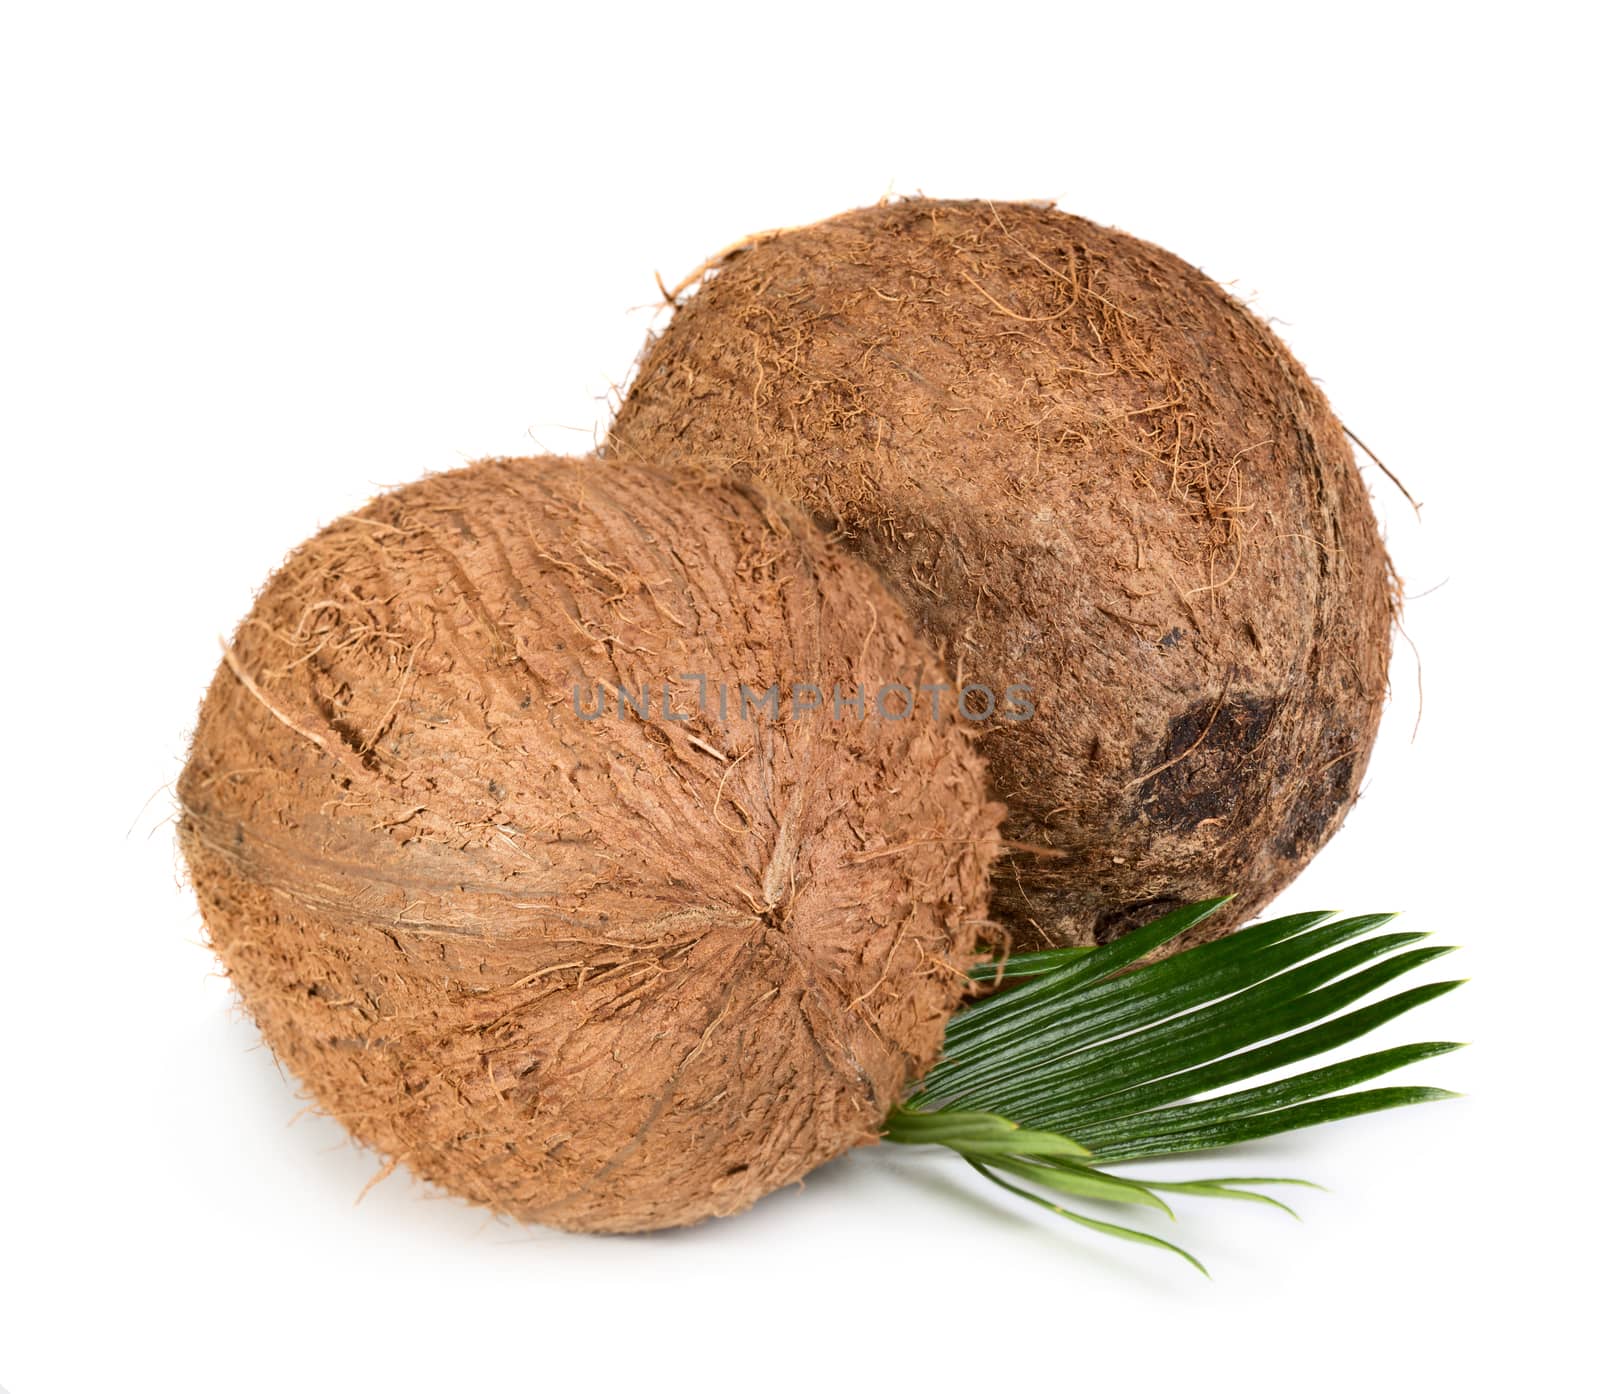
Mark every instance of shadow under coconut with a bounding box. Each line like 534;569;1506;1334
182;995;1340;1274
176;1004;556;1248
184;1002;890;1253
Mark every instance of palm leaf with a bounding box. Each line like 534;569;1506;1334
884;902;1461;1272
967;1160;1210;1276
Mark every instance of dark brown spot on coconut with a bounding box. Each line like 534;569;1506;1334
1134;693;1282;835
1274;713;1361;859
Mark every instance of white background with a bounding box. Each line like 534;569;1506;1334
3;3;1593;1390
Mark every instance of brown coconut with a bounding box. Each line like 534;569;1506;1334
608;199;1395;953
178;455;1001;1232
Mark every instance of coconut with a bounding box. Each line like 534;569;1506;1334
607;199;1395;953
177;455;1001;1232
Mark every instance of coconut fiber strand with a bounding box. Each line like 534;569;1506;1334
609;199;1395;954
179;456;1002;1231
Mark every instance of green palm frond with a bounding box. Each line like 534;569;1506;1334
885;900;1463;1272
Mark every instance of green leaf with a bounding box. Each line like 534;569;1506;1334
1052;989;1465;1136
1002;962;1462;1133
924;913;1388;1103
946;1131;1097;1160
1086;1086;1461;1163
1068;1038;1465;1150
969;1160;1209;1276
882;1109;1034;1142
985;1157;1174;1215
883;1108;1092;1157
937;898;1239;1047
966;944;1096;984
1140;1178;1312;1217
931;938;1453;1126
882;900;1462;1271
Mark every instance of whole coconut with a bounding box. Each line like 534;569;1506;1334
178;455;1001;1232
608;199;1395;953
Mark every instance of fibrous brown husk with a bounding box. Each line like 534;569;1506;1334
608;199;1395;953
178;455;1001;1232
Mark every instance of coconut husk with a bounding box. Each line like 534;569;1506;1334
178;455;1002;1232
607;199;1395;953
